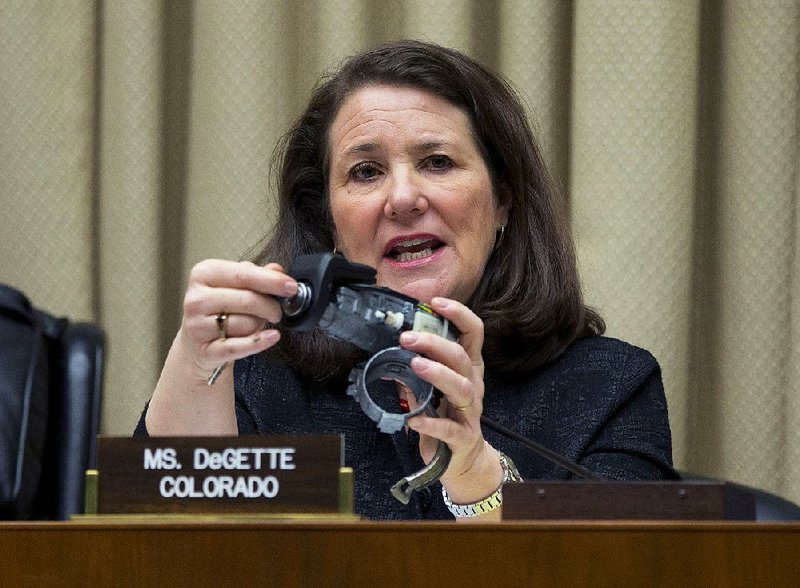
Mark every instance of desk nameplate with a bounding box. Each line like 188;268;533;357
502;480;756;520
95;435;344;515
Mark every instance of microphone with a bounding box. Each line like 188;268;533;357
480;415;602;480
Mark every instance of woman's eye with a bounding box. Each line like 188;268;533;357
425;155;453;171
350;162;381;181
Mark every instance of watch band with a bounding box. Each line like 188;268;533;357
441;452;522;518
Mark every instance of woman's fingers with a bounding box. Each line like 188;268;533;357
184;260;298;328
190;259;291;290
184;286;284;324
203;328;281;365
183;312;267;341
407;411;470;446
398;298;486;417
394;297;490;472
400;332;472;378
188;259;297;298
428;297;485;366
407;355;477;417
398;341;471;416
179;259;298;372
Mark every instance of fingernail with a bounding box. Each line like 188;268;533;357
411;356;430;371
283;280;297;296
400;332;418;345
431;297;448;309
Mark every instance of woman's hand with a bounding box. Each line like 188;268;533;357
179;260;297;378
146;259;296;436
399;297;504;509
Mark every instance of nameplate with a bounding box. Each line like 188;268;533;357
502;481;756;520
93;435;344;515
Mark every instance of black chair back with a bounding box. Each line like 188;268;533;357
0;285;105;520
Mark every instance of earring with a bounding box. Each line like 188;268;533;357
333;246;338;255
493;225;505;252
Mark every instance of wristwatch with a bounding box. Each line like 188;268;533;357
441;452;522;518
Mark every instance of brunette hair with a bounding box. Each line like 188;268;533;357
254;39;604;377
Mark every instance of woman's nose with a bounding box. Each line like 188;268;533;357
384;169;428;219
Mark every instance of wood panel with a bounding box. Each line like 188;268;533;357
1;520;798;587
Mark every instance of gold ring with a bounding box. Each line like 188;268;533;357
452;397;474;412
215;314;228;341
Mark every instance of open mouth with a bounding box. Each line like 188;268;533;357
386;237;444;263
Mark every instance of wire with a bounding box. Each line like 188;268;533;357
480;415;602;480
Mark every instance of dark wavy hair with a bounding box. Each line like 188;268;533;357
253;39;604;378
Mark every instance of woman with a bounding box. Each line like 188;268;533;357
138;40;675;520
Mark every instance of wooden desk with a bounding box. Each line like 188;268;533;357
2;520;798;587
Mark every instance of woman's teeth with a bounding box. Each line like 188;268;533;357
396;248;433;262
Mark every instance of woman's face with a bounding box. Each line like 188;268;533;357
327;85;508;304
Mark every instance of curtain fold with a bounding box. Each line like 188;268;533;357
570;1;701;462
1;0;798;504
99;1;165;432
689;0;799;491
0;1;96;321
788;152;800;493
498;0;572;193
185;1;290;268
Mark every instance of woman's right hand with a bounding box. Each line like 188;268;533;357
178;260;298;378
145;259;296;435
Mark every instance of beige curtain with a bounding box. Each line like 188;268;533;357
1;1;798;503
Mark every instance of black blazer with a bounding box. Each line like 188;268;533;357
225;335;676;520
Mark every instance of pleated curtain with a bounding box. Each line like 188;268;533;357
1;0;798;504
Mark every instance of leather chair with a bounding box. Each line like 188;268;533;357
0;285;105;520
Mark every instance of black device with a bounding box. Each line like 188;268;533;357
280;253;458;503
279;253;600;505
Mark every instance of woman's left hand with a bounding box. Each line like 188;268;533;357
399;297;503;505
